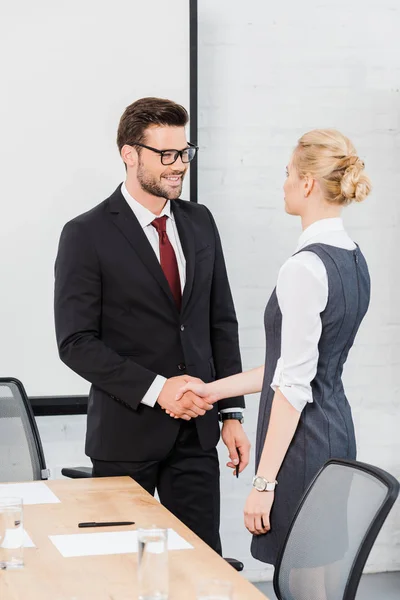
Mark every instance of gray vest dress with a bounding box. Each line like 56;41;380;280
251;243;370;565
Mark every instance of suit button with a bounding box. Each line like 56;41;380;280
180;325;185;331
178;363;186;371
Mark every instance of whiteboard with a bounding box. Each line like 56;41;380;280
0;1;191;396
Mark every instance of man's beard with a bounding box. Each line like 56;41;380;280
137;161;185;200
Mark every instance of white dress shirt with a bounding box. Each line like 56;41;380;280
271;218;356;412
122;183;186;290
121;184;240;414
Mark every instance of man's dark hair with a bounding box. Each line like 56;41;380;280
117;97;189;153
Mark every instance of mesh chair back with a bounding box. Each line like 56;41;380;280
0;378;47;482
274;459;399;600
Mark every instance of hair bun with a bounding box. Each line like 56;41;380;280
341;157;371;203
294;129;372;206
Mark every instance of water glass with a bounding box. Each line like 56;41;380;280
137;527;168;600
197;579;233;600
0;497;24;569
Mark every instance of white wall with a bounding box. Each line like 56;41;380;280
33;0;399;584
0;0;190;397
197;0;400;581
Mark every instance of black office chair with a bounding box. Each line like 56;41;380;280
274;459;399;600
0;377;49;482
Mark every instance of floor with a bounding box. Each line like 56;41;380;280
254;571;400;599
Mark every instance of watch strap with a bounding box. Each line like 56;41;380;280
252;475;278;492
219;412;243;422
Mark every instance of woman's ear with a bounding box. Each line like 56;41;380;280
303;174;315;198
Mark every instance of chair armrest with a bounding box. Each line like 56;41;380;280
61;466;93;479
224;557;244;572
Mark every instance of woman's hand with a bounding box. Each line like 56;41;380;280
165;379;218;419
244;488;274;535
175;380;218;403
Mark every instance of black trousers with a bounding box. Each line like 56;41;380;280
91;420;222;554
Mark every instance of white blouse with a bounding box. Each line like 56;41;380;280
271;218;356;412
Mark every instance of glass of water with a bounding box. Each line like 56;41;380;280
137;527;168;600
197;579;233;600
0;497;24;569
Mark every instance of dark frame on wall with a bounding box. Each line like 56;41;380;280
30;0;198;418
189;0;198;204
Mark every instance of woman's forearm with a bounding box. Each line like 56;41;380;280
208;365;265;401
256;388;301;481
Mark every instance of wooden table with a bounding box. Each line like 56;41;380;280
0;476;268;600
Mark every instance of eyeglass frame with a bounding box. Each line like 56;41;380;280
130;141;199;165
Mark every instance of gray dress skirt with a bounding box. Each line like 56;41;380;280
251;243;370;566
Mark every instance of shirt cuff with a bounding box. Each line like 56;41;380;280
141;375;167;408
219;407;244;414
271;359;312;413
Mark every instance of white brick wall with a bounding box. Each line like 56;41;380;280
197;0;400;581
36;416;91;480
36;0;399;584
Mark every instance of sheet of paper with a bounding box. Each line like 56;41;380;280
0;482;60;505
23;529;35;548
49;528;193;558
1;529;35;549
166;529;193;551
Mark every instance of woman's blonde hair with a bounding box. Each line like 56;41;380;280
292;129;372;205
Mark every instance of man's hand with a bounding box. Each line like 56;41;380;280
157;376;213;421
175;380;218;404
221;419;251;474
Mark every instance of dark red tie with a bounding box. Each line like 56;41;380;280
151;215;182;310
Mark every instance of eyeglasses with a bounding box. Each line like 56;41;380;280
131;141;198;165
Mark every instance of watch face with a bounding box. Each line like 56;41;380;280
254;476;265;492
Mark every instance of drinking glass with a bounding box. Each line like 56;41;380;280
137;527;168;600
197;579;233;600
0;497;24;569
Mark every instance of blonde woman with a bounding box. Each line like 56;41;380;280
173;129;372;566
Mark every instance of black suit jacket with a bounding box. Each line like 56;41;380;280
54;185;245;461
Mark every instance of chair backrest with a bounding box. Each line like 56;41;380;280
0;377;48;482
274;459;399;600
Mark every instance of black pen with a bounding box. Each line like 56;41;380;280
236;447;240;478
78;521;135;528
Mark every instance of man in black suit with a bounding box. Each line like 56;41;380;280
54;97;250;553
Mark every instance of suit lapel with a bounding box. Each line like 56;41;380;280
172;202;195;315
108;186;178;312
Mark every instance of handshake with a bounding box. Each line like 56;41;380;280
156;375;217;421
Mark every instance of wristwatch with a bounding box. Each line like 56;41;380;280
219;412;244;424
252;475;278;492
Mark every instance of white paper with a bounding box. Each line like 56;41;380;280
1;529;35;549
0;482;60;505
166;529;193;551
23;529;35;548
49;528;193;558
